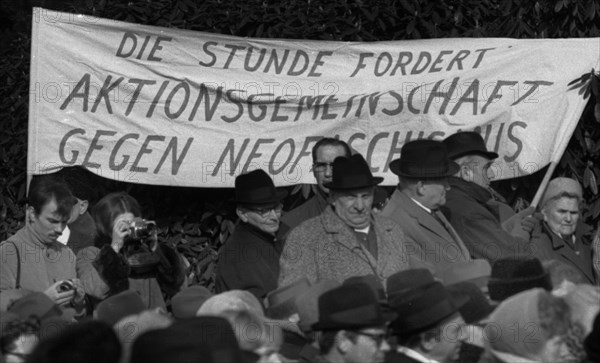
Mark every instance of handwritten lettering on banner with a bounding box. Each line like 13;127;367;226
29;8;600;186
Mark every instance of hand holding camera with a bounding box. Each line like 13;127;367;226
44;280;76;306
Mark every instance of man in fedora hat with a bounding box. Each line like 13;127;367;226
312;282;392;363
278;154;420;287
215;169;289;300
381;139;472;271
385;269;468;363
282;138;352;232
441;131;533;262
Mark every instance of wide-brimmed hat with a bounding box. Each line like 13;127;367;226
388;281;469;335
235;169;287;207
389;140;459;178
438;259;492;289
487;257;552;302
323;154;383;190
171;285;214;320
7;292;65;321
95;290;146;326
312;282;389;331
343;275;396;321
446;282;496;324
294;279;340;334
386;268;436;298
266;278;310;320
443;131;499;160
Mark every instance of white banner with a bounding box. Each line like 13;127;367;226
28;8;600;187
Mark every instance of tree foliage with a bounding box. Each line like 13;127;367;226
1;0;599;289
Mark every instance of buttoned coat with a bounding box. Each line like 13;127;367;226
381;189;470;271
530;222;596;285
278;205;420;287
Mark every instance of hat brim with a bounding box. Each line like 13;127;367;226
237;189;288;207
389;285;469;336
323;177;384;191
449;150;498;161
389;159;460;178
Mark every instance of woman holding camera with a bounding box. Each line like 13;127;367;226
77;192;185;309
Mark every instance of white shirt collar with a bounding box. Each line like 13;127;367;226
396;346;440;363
410;197;432;214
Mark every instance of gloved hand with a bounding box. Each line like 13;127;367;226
521;212;543;234
502;206;537;240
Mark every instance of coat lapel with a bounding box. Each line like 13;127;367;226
397;191;453;241
319;206;383;278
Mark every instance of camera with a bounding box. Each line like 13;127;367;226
57;279;74;292
128;218;157;240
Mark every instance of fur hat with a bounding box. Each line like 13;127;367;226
540;177;583;208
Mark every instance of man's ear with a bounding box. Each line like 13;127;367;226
415;180;426;196
419;333;436;352
79;200;89;215
460;164;473;182
236;208;248;223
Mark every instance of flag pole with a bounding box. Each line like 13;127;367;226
530;161;558;209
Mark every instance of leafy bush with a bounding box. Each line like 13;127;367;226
1;0;598;290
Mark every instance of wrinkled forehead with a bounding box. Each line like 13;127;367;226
332;187;375;199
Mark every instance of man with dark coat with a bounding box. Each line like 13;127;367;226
215;169;289;301
279;154;422;287
311;282;392;363
385;269;468;363
281;138;351;231
381;140;471;271
441;132;533;263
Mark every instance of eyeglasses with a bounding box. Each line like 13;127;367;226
352;330;389;347
247;204;283;218
312;162;335;171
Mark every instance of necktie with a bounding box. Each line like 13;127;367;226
433;210;471;260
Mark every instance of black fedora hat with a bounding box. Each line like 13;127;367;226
343;275;397;321
389;140;459;178
386;268;436;298
443;131;498;160
323;154;383;190
235;169;287;207
312;282;389;331
487;257;552;302
388;281;468;336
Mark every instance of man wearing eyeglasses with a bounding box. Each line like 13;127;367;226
312;282;392;363
281;138;351;232
215;169;289;301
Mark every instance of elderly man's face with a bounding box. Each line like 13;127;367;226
237;204;283;235
313;145;348;195
331;187;373;229
542;197;579;237
420;178;450;210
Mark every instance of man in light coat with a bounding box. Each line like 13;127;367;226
278;154;423;287
381;140;471;271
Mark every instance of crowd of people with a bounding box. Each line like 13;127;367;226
1;132;599;363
